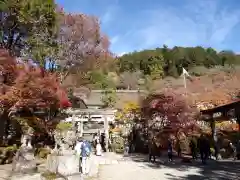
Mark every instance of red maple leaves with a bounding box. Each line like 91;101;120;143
141;90;199;137
0;49;71;113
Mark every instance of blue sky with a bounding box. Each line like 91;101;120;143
56;0;240;55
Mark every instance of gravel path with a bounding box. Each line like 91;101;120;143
98;161;201;180
0;164;12;179
0;153;238;180
97;154;239;180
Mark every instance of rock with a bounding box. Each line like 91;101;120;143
12;147;37;173
46;153;80;176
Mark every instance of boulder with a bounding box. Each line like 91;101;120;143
46;153;80;176
12;146;37;173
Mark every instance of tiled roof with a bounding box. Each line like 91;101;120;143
74;89;147;109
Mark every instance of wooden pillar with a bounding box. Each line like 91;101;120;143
104;114;109;152
235;108;240;136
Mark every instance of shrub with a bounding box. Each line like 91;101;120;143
112;136;125;154
56;122;72;131
36;148;51;159
0;145;18;164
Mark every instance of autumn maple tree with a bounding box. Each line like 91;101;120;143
0;49;71;134
141;90;200;143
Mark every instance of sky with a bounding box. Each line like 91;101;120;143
56;0;240;55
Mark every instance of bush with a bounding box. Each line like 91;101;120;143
41;172;57;180
56;122;72;131
36;148;51;159
210;147;215;155
112;136;125;154
0;145;18;164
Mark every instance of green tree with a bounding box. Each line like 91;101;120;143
117;45;240;79
101;89;117;108
88;70;115;89
219;50;236;66
0;0;58;57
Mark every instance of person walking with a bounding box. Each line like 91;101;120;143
189;138;197;159
95;139;102;156
148;137;157;163
75;138;83;173
198;134;209;164
176;139;182;158
236;140;240;160
80;139;92;175
167;139;173;162
229;142;237;161
75;138;92;175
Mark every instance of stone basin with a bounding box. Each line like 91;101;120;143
46;153;80;176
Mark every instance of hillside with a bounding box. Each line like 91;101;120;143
76;46;240;92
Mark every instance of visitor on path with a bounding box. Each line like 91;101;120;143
189;138;197;159
124;141;130;156
198;135;210;164
108;138;113;152
167;139;173;162
148;137;157;163
236;140;240;160
213;142;220;160
229;142;237;160
93;133;99;149
176;139;182;157
75;138;83;172
100;133;106;152
80;139;92;175
96;139;102;156
75;138;92;175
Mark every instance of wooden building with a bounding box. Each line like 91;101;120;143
200;100;240;158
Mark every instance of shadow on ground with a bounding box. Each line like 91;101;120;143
127;153;239;180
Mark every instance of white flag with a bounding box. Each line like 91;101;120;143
182;67;190;77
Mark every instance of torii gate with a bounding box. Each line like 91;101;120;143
65;108;117;152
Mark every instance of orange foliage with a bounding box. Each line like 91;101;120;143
0;49;71;113
141;90;200;137
169;71;240;108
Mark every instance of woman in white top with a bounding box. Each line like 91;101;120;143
95;139;102;156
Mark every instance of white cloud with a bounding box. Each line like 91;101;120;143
138;2;239;49
100;5;119;25
110;35;119;44
110;0;240;53
101;11;112;24
117;52;126;56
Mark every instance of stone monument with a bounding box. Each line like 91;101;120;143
12;128;37;173
46;122;80;177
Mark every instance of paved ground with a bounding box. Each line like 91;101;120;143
0;153;238;180
0;164;12;180
97;154;240;180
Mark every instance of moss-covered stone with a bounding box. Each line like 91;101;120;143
36;147;51;159
0;145;18;164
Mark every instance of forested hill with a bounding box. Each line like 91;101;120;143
117;45;240;78
74;45;240;91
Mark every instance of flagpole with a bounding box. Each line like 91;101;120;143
182;68;188;96
183;73;187;89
